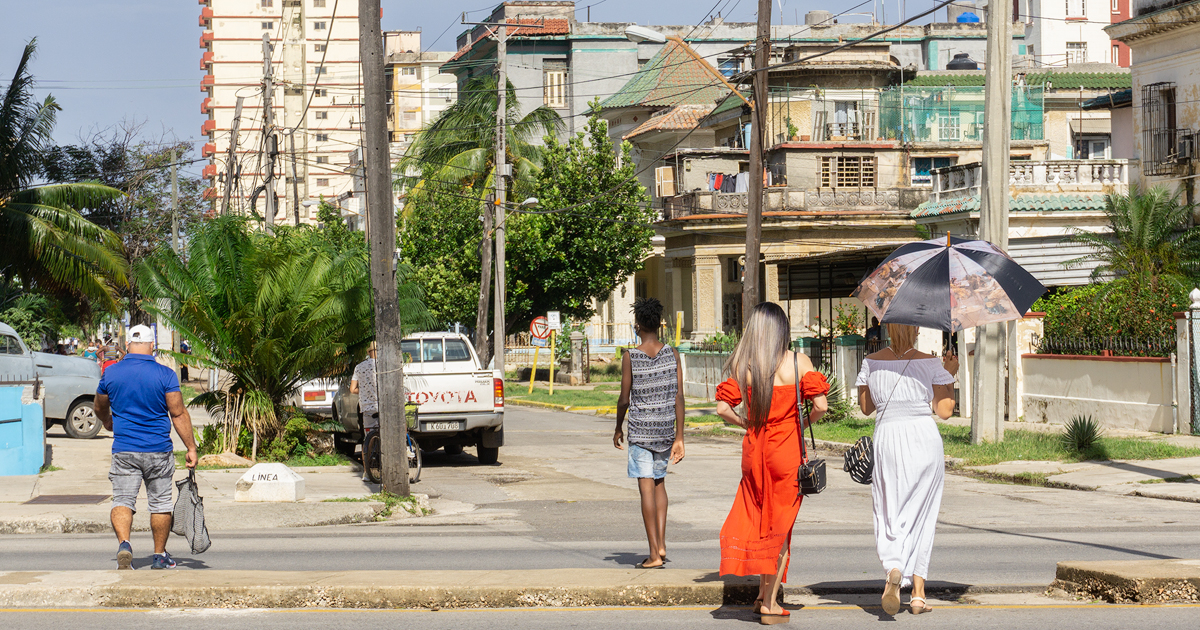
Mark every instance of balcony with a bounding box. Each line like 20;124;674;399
201;97;212;115
201;143;216;157
201;51;213;70
201;119;215;135
200;32;213;49
199;7;212;26
661;187;905;220
202;164;216;179
200;74;214;92
930;160;1133;202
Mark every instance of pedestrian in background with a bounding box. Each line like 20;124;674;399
855;323;958;615
614;297;684;569
101;347;123;374
350;341;379;481
94;324;198;570
716;302;829;624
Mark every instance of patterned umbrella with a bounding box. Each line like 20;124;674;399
852;235;1047;332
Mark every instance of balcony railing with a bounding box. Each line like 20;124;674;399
930;160;1132;202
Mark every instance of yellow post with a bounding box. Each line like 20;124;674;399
548;330;556;396
528;345;539;395
675;311;684;346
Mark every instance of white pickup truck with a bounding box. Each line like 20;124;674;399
332;332;504;464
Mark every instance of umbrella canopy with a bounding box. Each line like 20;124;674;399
852;236;1047;332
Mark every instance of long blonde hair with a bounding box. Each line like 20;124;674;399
724;302;791;429
886;323;918;354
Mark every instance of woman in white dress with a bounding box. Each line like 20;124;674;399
855;324;959;616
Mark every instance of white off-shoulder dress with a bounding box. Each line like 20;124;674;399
855;357;955;587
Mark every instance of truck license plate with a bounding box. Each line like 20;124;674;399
423;421;463;432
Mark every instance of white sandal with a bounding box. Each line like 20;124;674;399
909;596;933;615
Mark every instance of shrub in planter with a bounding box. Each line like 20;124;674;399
1032;280;1186;349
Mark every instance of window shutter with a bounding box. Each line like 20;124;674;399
655;166;675;198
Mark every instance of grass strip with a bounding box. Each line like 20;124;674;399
324;492;428;519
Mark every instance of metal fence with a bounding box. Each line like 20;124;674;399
1032;334;1175;358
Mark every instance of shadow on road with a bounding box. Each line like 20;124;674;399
943;521;1181;560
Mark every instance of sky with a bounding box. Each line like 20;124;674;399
0;0;923;169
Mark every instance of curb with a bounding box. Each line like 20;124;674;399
1053;560;1200;603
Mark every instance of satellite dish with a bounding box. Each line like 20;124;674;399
625;25;666;44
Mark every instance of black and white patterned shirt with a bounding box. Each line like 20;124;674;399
352;357;378;415
626;346;679;452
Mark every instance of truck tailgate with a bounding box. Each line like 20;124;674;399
403;370;499;415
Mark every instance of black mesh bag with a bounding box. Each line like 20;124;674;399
843;435;874;485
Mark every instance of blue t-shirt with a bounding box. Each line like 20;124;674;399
96;353;180;453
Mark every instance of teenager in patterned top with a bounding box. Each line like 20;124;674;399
614;297;685;569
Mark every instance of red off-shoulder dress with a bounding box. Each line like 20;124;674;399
717;370;830;578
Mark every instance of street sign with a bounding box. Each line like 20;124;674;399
531;337;549;347
530;316;550;340
547;311;561;330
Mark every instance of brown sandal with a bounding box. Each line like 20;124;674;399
882;568;902;616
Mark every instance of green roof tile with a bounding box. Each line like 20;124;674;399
906;71;1131;90
912;192;1108;218
600;39;731;110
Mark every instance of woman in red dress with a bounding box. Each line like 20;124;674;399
716;302;829;624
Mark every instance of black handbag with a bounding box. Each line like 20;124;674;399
844;435;874;485
794;353;826;496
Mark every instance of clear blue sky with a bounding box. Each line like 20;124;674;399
1;0;924;162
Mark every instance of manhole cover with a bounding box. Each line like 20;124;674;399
24;494;111;505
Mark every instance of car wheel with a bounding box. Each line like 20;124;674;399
443;444;464;456
63;400;101;439
477;445;499;465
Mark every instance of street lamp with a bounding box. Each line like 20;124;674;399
624;25;666;44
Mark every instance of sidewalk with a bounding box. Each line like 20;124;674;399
0;432;389;534
1054;559;1200;603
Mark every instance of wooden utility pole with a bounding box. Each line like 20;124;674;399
360;0;409;494
971;3;1013;444
170;150;179;254
288;131;301;225
743;0;771;326
493;18;508;376
262;33;276;234
475;201;494;366
221;97;244;215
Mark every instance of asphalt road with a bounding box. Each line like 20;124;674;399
3;406;1199;588
3;606;1200;630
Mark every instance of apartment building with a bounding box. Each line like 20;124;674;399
386;31;456;156
1018;0;1129;66
199;0;363;223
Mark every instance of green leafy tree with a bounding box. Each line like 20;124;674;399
136;215;433;458
0;40;127;312
506;103;655;328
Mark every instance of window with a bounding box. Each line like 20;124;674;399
1066;42;1087;65
1112;44;1120;64
828;101;860;138
1142;82;1178;175
543;60;568;109
315;178;330;186
315;111;328;120
313;21;327;30
820;156;876;188
1066;0;1086;17
439;87;453;102
315;133;329;142
726;257;743;282
717;56;739;77
314;44;326;53
401;67;416;76
314;0;326;6
1112;0;1120;11
445;340;472;362
261;0;273;6
937;113;961;142
262;22;274;30
2;334;24;355
314;88;327;97
421;339;444;362
911;157;954;186
653;165;676;198
314;66;328;75
316;156;329;164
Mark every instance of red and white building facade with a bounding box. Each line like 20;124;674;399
199;0;364;222
1015;0;1131;67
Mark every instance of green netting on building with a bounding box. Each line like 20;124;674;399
877;86;1044;142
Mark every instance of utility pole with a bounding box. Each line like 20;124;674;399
288;131;301;225
742;0;771;326
493;18;508;377
971;2;1013;444
221;96;244;215
475;200;493;366
360;0;409;495
262;33;276;234
170;150;179;254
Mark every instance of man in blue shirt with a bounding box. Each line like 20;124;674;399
95;324;198;570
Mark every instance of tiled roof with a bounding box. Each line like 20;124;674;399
711;91;751;117
624;104;716;140
446;18;570;64
906;71;1131;90
600;38;731;110
912;192;1108;218
1082;88;1133;110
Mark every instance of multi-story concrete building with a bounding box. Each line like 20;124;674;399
1017;0;1128;66
199;0;364;223
386;31;456;156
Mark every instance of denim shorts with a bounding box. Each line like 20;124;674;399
109;452;176;514
627;443;669;479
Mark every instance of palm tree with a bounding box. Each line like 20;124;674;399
136;215;434;458
1066;185;1200;289
0;39;127;311
396;75;563;364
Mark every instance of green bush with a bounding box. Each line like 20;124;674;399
1033;280;1185;344
816;365;855;425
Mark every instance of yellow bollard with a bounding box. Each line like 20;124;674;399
528;345;540;395
548;330;556;396
675;311;683;346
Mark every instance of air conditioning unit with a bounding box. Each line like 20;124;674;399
1177;132;1195;163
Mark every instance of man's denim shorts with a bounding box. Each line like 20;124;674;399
627;443;669;479
109;452;176;514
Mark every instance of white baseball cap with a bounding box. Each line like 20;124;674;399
128;324;154;343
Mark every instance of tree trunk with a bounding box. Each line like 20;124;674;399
475;202;494;368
